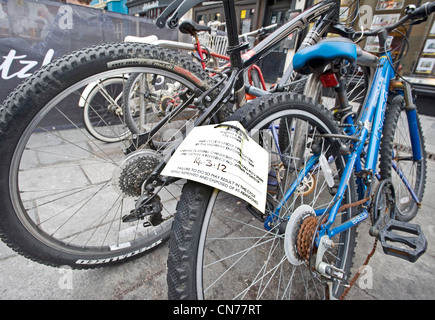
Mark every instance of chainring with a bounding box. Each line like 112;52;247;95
370;178;396;237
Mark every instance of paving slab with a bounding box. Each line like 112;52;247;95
1;116;435;301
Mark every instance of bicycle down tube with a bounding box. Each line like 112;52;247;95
275;47;423;246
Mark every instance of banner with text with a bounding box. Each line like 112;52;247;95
0;0;177;102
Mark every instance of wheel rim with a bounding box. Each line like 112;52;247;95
195;108;355;299
9;67;205;259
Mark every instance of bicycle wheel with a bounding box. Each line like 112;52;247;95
83;76;131;142
122;73;145;135
123;72;228;137
167;93;357;300
0;42;217;269
379;95;426;222
279;64;370;156
122;72;187;138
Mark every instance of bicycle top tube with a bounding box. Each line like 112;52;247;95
242;0;340;69
279;2;435;240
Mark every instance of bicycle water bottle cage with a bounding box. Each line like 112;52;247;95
179;19;211;36
293;37;358;75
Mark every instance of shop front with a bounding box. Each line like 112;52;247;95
338;0;435;113
126;0;173;19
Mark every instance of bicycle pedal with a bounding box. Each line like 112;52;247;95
378;220;427;263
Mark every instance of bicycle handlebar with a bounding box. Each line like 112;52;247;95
407;1;435;20
355;2;435;38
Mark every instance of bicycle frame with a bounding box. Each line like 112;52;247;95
270;48;424;244
158;0;342;101
190;0;341;116
122;0;353;219
126;0;357;213
127;0;343;151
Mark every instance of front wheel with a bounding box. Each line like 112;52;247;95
83;76;131;142
167;93;357;300
379;95;426;221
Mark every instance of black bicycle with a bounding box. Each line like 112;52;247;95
0;0;368;268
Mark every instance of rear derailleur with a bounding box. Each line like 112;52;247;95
122;178;165;227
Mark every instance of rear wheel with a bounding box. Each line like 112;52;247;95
303;64;370;120
0;42;216;268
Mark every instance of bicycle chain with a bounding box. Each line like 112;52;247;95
339;196;378;299
340;238;378;300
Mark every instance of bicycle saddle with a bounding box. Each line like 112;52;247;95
293;37;358;75
179;19;211;35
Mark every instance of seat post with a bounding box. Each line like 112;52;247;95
222;0;243;70
222;0;247;107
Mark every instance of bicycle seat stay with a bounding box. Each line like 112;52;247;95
293;37;358;74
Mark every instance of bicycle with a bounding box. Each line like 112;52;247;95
166;1;433;300
122;20;276;136
0;0;368;269
81;19;274;143
81;74;131;143
79;22;228;143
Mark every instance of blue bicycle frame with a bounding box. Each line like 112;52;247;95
267;49;424;244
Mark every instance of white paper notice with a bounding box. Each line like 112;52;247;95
161;121;269;212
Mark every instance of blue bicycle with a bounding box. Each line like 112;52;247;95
168;2;433;299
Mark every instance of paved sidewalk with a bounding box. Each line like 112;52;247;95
1;115;434;300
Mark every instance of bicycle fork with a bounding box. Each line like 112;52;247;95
389;81;424;206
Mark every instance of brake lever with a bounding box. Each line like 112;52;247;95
167;0;206;28
156;0;185;28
